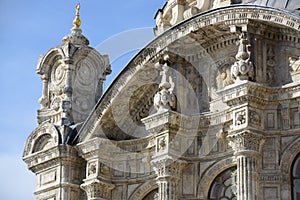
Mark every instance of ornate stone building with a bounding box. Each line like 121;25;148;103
23;0;300;199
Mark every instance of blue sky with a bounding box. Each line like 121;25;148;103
0;1;162;199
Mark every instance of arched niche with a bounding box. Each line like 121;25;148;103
23;122;61;157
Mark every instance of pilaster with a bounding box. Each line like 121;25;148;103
77;139;116;200
143;57;188;199
23;145;85;200
227;130;265;200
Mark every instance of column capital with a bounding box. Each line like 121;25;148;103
151;156;186;181
227;130;265;156
81;179;115;200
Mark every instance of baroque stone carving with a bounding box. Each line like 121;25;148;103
158;136;167;151
87;162;97;176
81;180;115;200
227;131;264;154
266;45;276;84
289;56;300;73
231;32;254;82
235;110;246;126
249;110;261;126
154;62;176;112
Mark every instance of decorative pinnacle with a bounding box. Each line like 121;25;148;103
73;3;81;28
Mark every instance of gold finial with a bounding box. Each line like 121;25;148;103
73;3;81;28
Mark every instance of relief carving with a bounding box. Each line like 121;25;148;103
88;162;97;176
249;110;261;126
235;110;246;126
266;45;276;84
158;136;167;152
216;57;235;89
289;56;300;73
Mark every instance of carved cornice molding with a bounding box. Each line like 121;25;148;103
260;174;289;183
23;145;83;173
219;80;300;107
142;110;181;134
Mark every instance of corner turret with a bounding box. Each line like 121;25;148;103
23;4;111;200
36;4;111;135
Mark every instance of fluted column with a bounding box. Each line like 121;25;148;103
152;157;185;200
143;57;186;200
228;130;264;200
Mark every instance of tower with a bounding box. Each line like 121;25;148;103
23;4;111;200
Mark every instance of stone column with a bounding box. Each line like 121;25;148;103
142;58;186;200
39;74;49;109
227;130;264;200
152;157;185;200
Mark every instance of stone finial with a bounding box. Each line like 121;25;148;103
73;3;81;28
154;62;176;112
231;32;254;82
62;4;89;45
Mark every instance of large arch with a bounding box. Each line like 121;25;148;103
280;136;300;174
128;179;158;200
77;5;300;143
291;152;300;200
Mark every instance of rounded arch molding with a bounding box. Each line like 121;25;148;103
197;157;236;199
128;179;158;200
78;5;300;143
280;135;300;174
23;122;61;157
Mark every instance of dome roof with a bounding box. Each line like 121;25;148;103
246;0;300;14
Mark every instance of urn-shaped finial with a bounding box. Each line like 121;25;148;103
231;32;254;82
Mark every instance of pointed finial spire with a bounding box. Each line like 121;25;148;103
73;3;81;28
62;3;89;45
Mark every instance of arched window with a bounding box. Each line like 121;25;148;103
292;153;300;200
209;167;237;200
142;188;158;200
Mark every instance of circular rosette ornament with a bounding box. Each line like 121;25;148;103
239;61;249;75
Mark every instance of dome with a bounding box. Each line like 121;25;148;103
154;0;300;35
247;0;300;14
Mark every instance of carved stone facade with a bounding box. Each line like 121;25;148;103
23;1;300;200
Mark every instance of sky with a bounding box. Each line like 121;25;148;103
0;1;163;199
